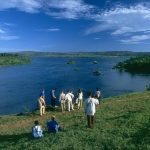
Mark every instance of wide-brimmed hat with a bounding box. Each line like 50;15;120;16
51;115;56;120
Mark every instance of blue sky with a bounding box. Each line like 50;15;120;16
0;0;150;52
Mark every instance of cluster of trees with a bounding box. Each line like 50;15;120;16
0;53;30;66
114;56;150;73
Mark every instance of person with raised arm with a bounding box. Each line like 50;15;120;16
84;92;99;128
65;90;74;111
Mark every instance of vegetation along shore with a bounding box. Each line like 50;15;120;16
0;53;31;67
0;91;150;150
114;56;150;74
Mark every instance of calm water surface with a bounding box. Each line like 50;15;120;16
0;57;150;115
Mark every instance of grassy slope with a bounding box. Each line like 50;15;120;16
0;92;150;150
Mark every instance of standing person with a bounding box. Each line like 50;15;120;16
32;120;43;138
77;89;83;110
38;95;46;116
95;88;101;99
59;90;66;112
51;89;56;108
84;92;99;128
65;90;74;111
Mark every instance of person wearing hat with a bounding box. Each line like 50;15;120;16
32;120;43;138
47;116;62;133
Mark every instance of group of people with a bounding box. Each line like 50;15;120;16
32;115;62;138
35;88;101;138
38;88;86;116
38;88;101;115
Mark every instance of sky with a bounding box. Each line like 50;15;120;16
0;0;150;52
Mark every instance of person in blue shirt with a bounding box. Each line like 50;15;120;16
47;116;62;133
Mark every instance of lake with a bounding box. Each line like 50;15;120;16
0;57;150;115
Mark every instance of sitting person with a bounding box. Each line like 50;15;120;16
32;120;43;138
47;116;62;133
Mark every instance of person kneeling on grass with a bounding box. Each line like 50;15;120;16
84;92;99;128
47;116;62;133
32;120;43;138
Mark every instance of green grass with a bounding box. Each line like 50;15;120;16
0;53;31;67
0;91;150;150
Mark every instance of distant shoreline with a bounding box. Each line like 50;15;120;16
19;51;150;58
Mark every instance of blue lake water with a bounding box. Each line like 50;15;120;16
0;57;150;115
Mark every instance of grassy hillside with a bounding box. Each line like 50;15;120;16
0;92;150;150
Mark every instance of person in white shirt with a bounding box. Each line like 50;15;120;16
59;91;66;112
96;88;101;99
77;89;83;109
32;120;43;138
84;92;99;128
38;95;46;116
65;90;74;111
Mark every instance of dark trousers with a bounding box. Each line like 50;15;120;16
87;115;94;128
51;98;56;107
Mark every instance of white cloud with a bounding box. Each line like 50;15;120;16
36;28;60;32
120;34;150;44
0;35;19;40
111;27;133;35
0;0;94;19
94;37;101;40
0;0;42;13
0;23;19;40
85;3;150;43
86;4;150;35
0;29;6;34
46;0;94;19
47;28;60;32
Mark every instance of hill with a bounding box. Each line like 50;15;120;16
0;91;150;150
20;51;150;58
